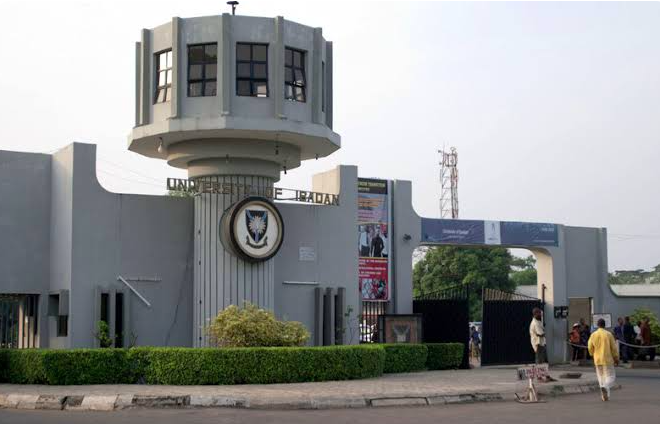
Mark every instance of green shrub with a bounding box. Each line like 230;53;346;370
630;308;660;346
381;344;428;373
0;345;384;385
426;343;464;370
207;303;309;347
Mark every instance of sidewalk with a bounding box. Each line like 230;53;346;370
0;367;603;411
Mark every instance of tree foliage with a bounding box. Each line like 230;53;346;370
510;255;537;286
207;303;309;347
630;308;660;346
412;246;515;320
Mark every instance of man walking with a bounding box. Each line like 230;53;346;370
529;307;547;364
588;318;619;401
614;317;626;363
623;316;635;363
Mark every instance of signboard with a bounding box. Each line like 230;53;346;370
516;363;550;380
220;196;284;263
298;246;316;262
421;218;559;247
167;178;339;206
592;313;612;328
358;178;391;301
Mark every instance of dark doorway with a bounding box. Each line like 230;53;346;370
481;288;543;366
413;285;470;369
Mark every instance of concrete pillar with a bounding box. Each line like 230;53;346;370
193;175;276;347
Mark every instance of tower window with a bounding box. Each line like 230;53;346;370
236;43;269;97
188;43;217;97
154;50;173;103
285;47;306;102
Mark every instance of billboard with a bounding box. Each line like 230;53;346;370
358;178;391;301
421;218;558;247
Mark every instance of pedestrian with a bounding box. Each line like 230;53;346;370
634;320;643;359
639;318;656;361
588;318;619;401
530;307;547;364
470;326;481;360
622;316;635;362
614;317;625;362
579;318;591;359
569;323;582;361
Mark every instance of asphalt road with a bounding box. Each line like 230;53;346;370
1;368;658;424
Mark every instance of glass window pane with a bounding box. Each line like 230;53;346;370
166;70;173;84
293;51;302;67
254;81;268;97
158;71;167;87
166;51;173;67
189;82;203;97
285;49;293;66
237;80;251;96
236;43;251;61
237;62;251;78
159;52;167;70
189;45;204;63
205;64;217;80
295;86;305;102
189;64;203;80
294;69;305;85
285;67;293;83
205;44;217;61
163;87;169;102
156;88;165;103
253;44;268;62
285;84;293;99
253;63;267;79
204;81;217;96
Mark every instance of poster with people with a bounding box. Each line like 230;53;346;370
358;178;391;301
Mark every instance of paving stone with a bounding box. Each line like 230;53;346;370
189;395;243;407
245;397;314;410
115;394;135;409
81;395;119;411
7;394;39;409
426;396;447;405
473;393;504;402
63;395;84;410
132;395;190;408
35;395;65;410
0;394;8;408
443;394;475;404
370;397;428;407
310;397;368;409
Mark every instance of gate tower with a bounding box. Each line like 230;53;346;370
128;14;339;346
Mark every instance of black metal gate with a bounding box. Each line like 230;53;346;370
0;294;39;349
413;285;470;369
481;288;543;366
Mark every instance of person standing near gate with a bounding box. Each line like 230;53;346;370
530;307;547;364
588;318;619;402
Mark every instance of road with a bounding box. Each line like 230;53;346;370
1;368;658;424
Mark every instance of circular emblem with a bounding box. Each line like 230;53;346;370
221;196;284;262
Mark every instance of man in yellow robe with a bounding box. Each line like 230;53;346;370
588;318;619;401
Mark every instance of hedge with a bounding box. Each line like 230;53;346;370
0;345;384;385
426;343;463;370
0;343;462;385
381;344;428;373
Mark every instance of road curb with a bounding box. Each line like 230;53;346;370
0;380;610;411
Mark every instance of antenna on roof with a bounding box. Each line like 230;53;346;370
227;1;239;15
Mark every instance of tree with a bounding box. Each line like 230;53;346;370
510;254;537;286
412;246;515;320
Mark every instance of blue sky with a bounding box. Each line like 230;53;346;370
0;1;658;270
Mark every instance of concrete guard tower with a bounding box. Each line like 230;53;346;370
128;13;339;346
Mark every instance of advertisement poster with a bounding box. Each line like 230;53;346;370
358;178;390;301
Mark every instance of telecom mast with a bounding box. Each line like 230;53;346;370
439;147;459;219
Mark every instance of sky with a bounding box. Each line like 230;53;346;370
0;1;659;271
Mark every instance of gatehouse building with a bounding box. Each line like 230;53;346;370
1;12;657;363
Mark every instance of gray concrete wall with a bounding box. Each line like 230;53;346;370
65;143;194;348
274;165;359;344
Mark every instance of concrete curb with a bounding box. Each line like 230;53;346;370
0;381;615;412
